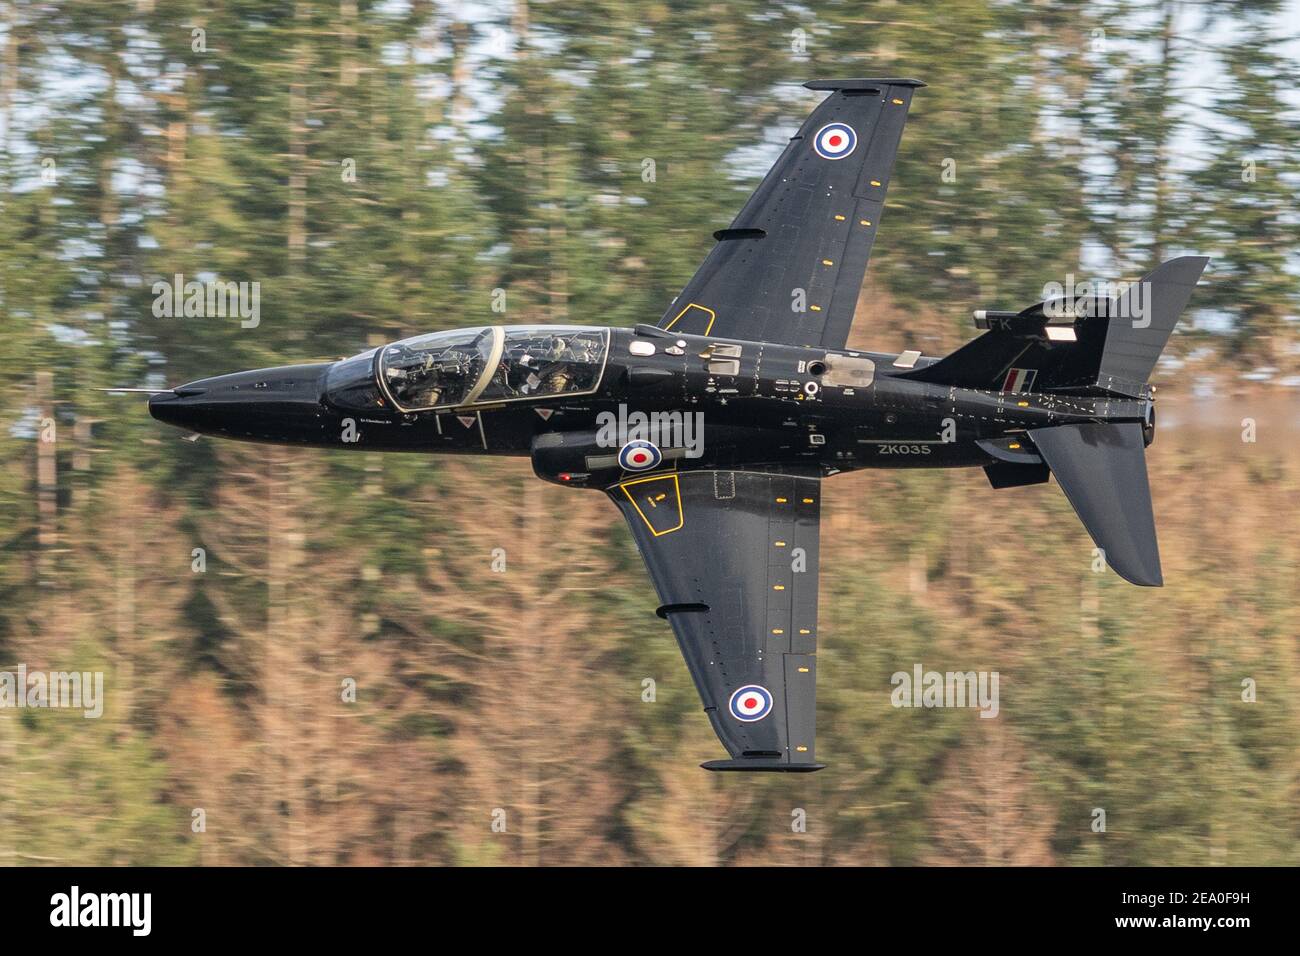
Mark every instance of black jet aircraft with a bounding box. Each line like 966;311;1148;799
142;79;1208;772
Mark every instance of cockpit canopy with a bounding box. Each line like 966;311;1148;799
377;325;609;412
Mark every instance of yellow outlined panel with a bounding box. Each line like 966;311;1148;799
663;303;716;337
618;474;684;536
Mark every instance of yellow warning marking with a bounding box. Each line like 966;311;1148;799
1017;401;1029;407
619;474;683;537
834;214;846;221
663;302;717;336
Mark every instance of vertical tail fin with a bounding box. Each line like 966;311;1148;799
1093;256;1209;397
1028;423;1161;586
900;256;1209;396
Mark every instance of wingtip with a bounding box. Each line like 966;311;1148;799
701;759;826;773
804;77;926;91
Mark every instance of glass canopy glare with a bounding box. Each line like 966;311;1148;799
378;326;608;412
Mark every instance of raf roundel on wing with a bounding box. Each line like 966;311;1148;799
813;122;857;160
729;684;773;722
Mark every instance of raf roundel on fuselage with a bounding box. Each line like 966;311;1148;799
618;439;662;472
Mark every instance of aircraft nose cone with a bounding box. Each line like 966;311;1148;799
147;389;197;429
148;364;330;441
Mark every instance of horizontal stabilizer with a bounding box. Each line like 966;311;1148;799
1029;423;1162;586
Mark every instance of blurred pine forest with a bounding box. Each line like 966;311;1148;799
1;0;1298;865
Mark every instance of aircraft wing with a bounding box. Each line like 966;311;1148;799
657;78;922;350
608;470;824;771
